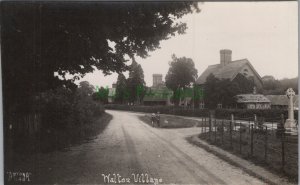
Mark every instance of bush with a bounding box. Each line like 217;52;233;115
10;85;106;154
215;108;297;121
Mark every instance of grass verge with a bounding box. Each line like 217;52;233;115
187;135;297;184
138;114;204;128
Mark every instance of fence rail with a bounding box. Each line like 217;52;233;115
199;113;298;179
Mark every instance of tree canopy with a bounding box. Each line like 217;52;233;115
262;76;298;95
126;61;146;104
115;73;128;104
1;2;200;112
203;73;254;109
165;54;198;105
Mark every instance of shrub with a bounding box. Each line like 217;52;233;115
215;108;297;121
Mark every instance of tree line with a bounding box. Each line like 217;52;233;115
2;2;199;154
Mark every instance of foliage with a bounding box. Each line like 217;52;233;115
126;61;146;104
37;81;104;130
93;86;109;104
2;2;199;114
203;73;254;109
73;82;104;125
215;108;297;121
37;87;75;130
115;73;128;103
262;76;298;95
165;54;198;105
232;73;255;93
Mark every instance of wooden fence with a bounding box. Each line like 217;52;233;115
199;114;298;179
9;114;41;135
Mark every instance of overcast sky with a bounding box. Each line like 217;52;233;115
77;1;298;88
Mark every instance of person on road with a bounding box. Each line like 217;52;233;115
151;113;156;127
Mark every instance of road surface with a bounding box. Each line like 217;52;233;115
12;110;265;184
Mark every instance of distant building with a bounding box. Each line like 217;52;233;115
235;88;271;109
152;74;164;87
143;74;173;106
108;83;116;103
196;49;263;89
143;86;173;106
265;95;299;110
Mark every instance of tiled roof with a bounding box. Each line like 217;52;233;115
235;94;271;103
265;95;299;107
196;59;261;85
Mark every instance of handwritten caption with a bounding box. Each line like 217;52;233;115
102;173;162;184
6;171;31;182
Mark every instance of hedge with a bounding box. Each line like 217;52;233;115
215;108;298;121
105;104;298;122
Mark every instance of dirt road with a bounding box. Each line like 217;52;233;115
11;110;265;184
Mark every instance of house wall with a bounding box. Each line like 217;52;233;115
239;64;263;89
246;103;271;109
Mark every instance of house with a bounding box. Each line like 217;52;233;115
265;95;299;110
196;49;263;89
235;93;271;109
143;74;173;106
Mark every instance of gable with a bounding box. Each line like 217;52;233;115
196;59;263;88
234;63;263;88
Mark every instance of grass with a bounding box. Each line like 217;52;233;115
138;114;204;128
5;112;113;185
41;112;113;152
6;112;113;158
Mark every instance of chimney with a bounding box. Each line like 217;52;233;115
220;49;232;66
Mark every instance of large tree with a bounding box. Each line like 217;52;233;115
115;73;128;103
1;2;200;112
126;61;145;104
165;54;198;105
262;76;298;95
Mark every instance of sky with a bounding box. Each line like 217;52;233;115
77;1;298;88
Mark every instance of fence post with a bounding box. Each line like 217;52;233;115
239;122;242;154
281;128;285;172
202;117;204;133
248;120;251;134
214;118;217;143
221;119;224;145
205;117;207;139
209;113;212;141
230;114;233;149
250;124;254;156
265;126;268;162
254;114;257;129
271;121;274;134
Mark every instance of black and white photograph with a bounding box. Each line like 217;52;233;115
1;1;298;184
